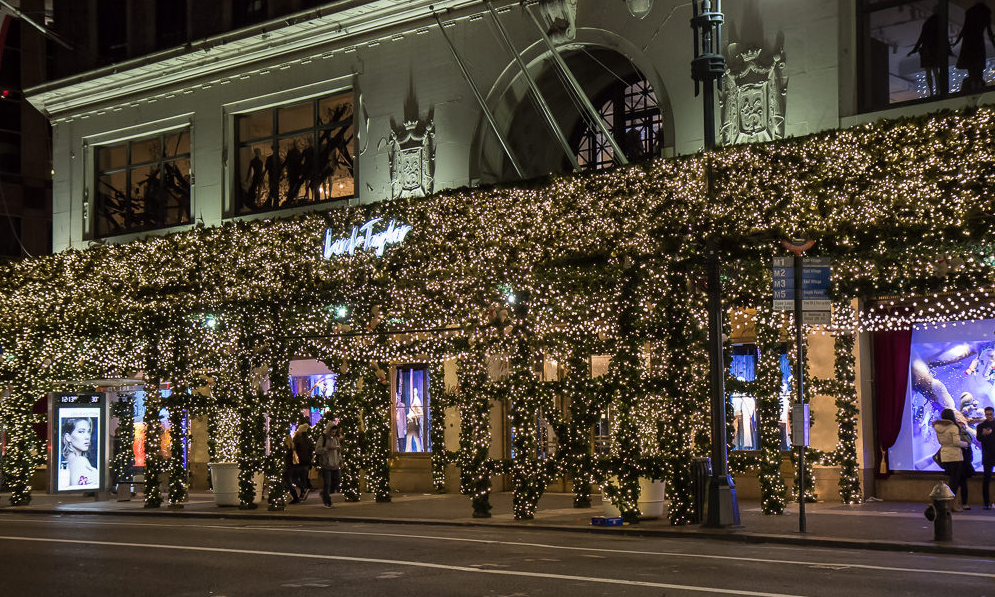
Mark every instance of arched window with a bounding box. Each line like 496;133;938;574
574;77;662;171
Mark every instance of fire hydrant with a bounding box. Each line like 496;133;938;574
925;482;954;541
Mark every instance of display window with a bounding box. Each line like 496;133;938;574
289;373;337;427
858;1;994;112
729;345;793;451
394;365;431;453
888;319;990;471
123;389;188;473
234;90;355;214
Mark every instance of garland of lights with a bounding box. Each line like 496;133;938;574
5;105;995;512
109;395;135;487
754;307;789;514
429;360;450;493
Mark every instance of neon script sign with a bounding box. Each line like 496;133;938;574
323;218;412;259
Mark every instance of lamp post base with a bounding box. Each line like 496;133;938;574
703;474;741;528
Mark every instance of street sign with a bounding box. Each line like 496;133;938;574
773;257;831;313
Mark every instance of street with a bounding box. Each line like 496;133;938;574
0;514;991;596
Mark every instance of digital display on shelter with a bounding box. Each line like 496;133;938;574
889;320;990;472
56;407;101;491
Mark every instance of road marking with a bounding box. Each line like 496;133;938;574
0;535;804;597
3;516;993;579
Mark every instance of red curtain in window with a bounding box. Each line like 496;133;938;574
873;328;912;475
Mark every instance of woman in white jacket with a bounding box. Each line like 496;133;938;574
933;408;969;511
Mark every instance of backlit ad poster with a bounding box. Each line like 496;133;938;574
57;407;101;491
889;320;990;472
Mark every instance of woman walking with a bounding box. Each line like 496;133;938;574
293;422;315;501
934;409;969;511
315;422;342;508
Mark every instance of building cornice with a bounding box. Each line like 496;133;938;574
25;0;511;119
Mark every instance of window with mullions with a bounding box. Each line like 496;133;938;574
859;1;995;111
234;91;355;214
94;130;191;238
574;77;662;171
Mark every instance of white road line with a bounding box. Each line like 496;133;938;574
0;535;805;597
3;516;993;580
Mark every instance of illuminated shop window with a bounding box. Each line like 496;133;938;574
234;90;355;215
889;318;991;472
859;0;995;111
289;373;337;427
593;404;614;456
574;77;662;171
94;129;191;237
394;365;431;453
729;345;793;451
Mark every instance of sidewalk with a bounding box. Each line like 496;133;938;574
2;490;993;557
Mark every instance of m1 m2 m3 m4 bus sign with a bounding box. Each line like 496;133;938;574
323;218;413;259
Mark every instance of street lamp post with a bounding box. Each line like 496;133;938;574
692;0;740;528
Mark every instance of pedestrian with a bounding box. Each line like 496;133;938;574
933;408;969;511
293;422;315;501
283;432;300;504
977;406;995;509
315;421;342;508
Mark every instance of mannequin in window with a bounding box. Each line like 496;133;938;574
244;147;264;207
907;7;951;96
405;388;423;452
395;392;407;451
953;2;995;93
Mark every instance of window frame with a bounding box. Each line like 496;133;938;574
230;89;356;217
572;75;663;172
89;124;193;239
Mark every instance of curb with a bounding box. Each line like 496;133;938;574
2;506;992;558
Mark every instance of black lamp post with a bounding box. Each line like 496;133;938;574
691;0;740;528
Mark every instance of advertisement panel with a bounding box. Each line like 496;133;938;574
889;320;991;472
53;393;105;492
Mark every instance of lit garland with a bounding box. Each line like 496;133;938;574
429;360;451;493
754;306;789;514
109;395;135;487
2;105;995;513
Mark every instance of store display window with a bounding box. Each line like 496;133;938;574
888;319;990;471
394;365;431;453
729;346;793;451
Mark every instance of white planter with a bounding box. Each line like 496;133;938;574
209;463;264;506
601;477;667;520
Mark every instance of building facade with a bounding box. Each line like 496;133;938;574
18;0;995;505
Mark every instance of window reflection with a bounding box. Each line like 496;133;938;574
94;129;191;237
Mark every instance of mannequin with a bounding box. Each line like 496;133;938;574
405;388;424;452
395;392;407;451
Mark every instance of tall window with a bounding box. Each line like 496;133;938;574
574;77;662;171
859;1;995;112
94;130;191;237
394;365;431;454
729;345;793;451
234;91;355;214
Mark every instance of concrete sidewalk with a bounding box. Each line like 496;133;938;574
2;489;993;557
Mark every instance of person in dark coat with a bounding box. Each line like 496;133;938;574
293;422;315;500
977;406;995;509
283;433;300;504
315;422;342;508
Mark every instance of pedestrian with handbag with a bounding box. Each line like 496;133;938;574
293;422;315;501
934;409;969;511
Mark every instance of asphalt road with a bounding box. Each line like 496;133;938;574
0;514;992;596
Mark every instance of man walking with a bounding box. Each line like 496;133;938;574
978;406;995;509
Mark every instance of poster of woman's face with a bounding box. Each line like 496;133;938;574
57;407;100;491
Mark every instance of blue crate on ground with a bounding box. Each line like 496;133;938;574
591;516;623;526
